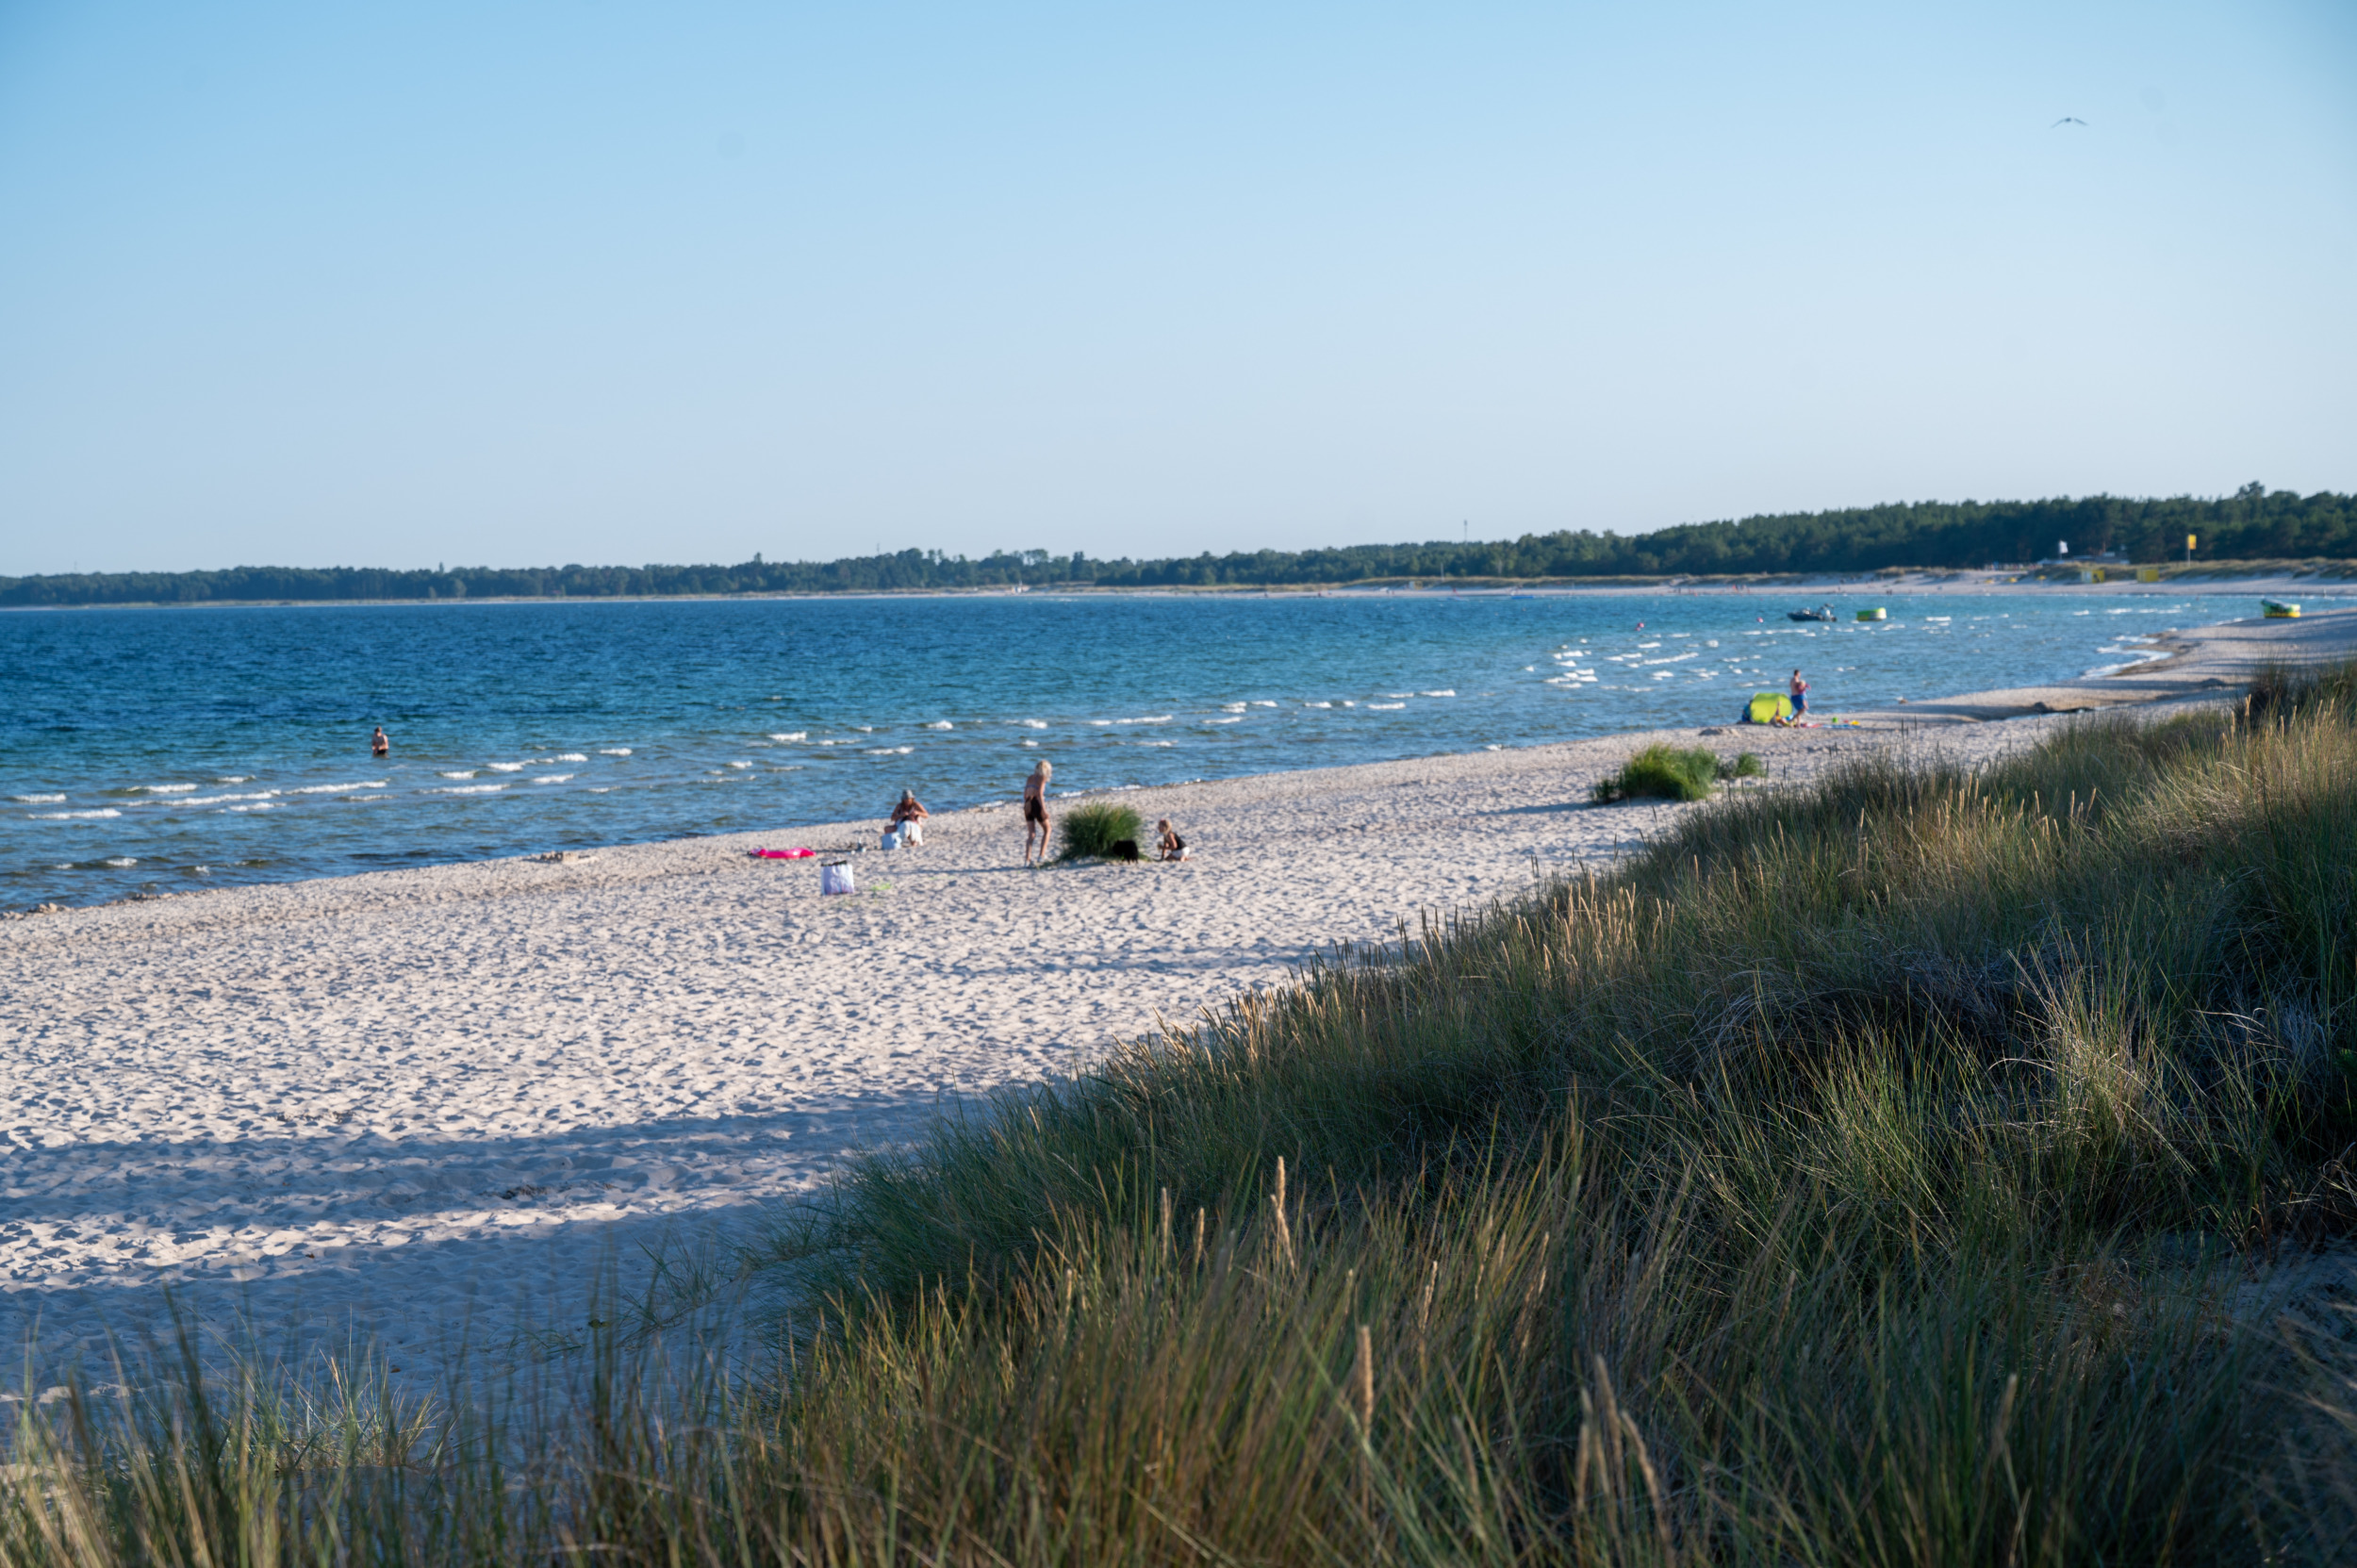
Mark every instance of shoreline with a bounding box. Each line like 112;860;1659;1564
4;609;2350;1389
4;566;2355;613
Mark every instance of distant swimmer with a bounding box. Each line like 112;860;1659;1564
371;726;390;757
1022;759;1053;867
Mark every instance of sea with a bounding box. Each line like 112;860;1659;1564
0;589;2247;910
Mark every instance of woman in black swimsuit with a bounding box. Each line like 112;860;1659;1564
1022;760;1052;866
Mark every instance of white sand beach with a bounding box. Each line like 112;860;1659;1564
4;610;2350;1390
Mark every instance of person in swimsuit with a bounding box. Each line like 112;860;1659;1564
1788;669;1808;720
888;790;929;846
371;726;390;756
1022;760;1053;865
1156;818;1188;862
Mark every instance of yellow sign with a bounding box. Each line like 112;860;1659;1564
2187;535;2198;551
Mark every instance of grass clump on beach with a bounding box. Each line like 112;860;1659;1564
1057;799;1143;859
11;666;2357;1565
1591;742;1760;801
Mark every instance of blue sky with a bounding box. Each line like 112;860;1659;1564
1;1;2350;574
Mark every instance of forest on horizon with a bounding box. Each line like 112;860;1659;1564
4;485;2349;607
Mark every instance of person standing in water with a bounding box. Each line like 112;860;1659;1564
1788;668;1809;720
1022;760;1053;866
371;725;390;756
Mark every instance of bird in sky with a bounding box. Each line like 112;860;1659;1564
2051;116;2088;127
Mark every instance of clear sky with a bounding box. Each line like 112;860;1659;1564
1;1;2350;575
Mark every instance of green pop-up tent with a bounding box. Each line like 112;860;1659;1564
1744;691;1793;724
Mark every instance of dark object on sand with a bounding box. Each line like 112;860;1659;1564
1109;838;1142;862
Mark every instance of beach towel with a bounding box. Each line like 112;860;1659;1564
750;848;816;859
1744;692;1793;724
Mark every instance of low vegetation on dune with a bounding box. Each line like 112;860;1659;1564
1057;800;1145;861
1591;743;1763;802
9;668;2357;1564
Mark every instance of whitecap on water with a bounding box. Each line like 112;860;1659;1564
600;747;634;755
728;761;752;768
925;721;954;730
533;774;574;784
440;770;477;780
869;745;914;755
554;752;589;762
1019;719;1049;729
1367;702;1406;710
102;856;138;867
1220;703;1247;714
1303;701;1331;708
769;734;805;742
486;762;526;772
133;783;200;794
32;808;120;819
11;794;66;804
437;784;506;795
289;781;387;794
225;802;278;812
1418;690;1456;698
1250;701;1277;708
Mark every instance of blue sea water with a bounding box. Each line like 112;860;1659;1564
0;590;2219;909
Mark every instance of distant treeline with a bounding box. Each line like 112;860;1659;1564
5;486;2349;606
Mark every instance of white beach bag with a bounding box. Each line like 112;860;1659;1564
900;819;924;847
819;860;855;896
880;829;899;851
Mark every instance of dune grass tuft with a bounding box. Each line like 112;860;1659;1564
1592;742;1759;801
11;668;2357;1564
1057;800;1143;859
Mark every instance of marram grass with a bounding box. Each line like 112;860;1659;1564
10;666;2357;1565
1057;799;1144;860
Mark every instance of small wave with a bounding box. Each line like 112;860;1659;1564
216;776;252;784
1250;701;1277;708
31;808;121;819
1418;690;1456;698
103;856;139;867
1303;701;1332;708
437;784;507;795
588;786;613;792
1022;739;1039;747
134;783;200;794
853;725;874;733
226;802;278;812
533;774;575;784
1382;692;1413;699
601;747;634;755
769;733;805;742
290;781;387;794
925;721;954;730
11;793;66;804
1367;702;1406;711
178;790;278;806
1139;739;1174;747
554;752;588;762
1220;703;1247;713
440;770;477;780
869;746;915;755
486;762;526;772
1204;717;1241;724
728;761;752;768
1020;719;1049;729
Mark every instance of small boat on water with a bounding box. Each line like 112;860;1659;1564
2263;599;2300;619
1788;604;1837;622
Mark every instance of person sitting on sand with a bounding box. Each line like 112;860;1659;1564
371;725;390;756
1022;760;1052;866
1156;818;1188;862
888;789;929;846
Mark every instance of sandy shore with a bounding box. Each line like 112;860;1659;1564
4;610;2349;1390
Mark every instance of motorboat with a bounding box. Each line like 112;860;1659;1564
2263;599;2300;619
1787;604;1838;622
